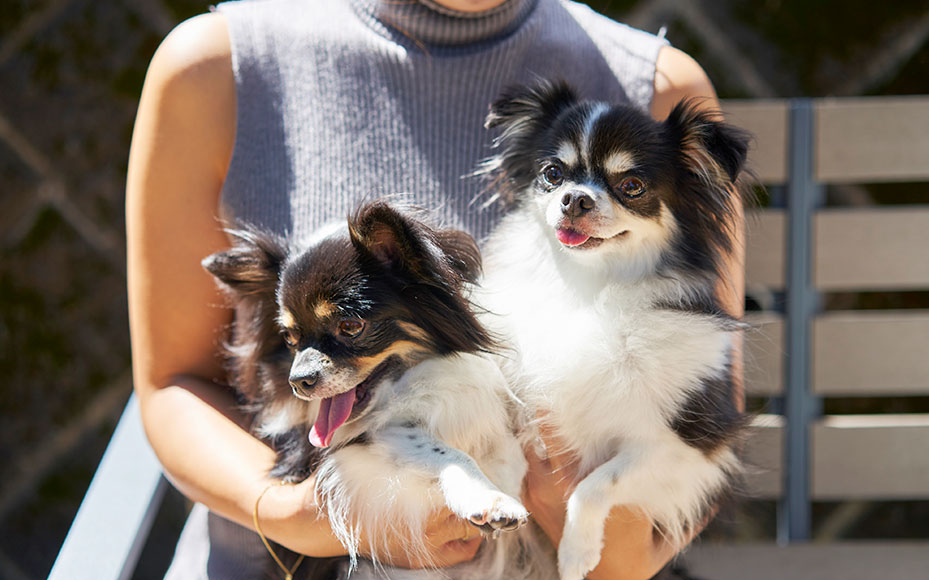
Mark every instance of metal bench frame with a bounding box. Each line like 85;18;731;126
47;396;167;580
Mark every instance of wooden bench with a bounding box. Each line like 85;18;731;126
685;97;929;579
48;97;929;579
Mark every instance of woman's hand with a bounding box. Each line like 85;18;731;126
260;479;482;567
378;508;484;568
522;422;679;580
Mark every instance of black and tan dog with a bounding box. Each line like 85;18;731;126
204;201;550;579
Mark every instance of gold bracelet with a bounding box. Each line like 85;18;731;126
253;482;305;580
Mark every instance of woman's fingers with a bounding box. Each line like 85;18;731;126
532;416;579;489
423;509;483;566
365;508;482;569
522;418;579;547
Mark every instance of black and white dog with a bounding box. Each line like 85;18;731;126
477;82;752;580
203;201;551;579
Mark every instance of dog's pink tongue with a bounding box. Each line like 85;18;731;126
308;388;356;448
556;228;590;247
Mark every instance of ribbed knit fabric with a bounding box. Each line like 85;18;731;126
215;0;667;244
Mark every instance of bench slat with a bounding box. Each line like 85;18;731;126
814;207;929;291
743;415;784;498
813;310;929;396
812;415;929;500
745;313;784;396
685;542;929;580
742;415;929;500
747;208;929;291
746;209;786;289
816;96;929;183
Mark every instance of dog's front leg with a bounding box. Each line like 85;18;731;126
380;424;528;534
557;450;643;580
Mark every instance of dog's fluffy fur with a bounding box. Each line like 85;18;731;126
477;81;752;580
203;201;551;579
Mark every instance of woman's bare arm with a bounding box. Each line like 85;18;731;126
127;13;483;565
126;12;346;556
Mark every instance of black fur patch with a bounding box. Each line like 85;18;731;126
670;369;747;455
268;426;325;483
340;432;371;448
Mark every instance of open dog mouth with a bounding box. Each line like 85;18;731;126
556;227;627;249
308;357;400;448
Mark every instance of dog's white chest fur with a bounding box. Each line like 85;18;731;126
483;214;730;452
513;295;728;458
479;212;740;579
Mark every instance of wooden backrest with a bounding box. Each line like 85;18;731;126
722;98;929;508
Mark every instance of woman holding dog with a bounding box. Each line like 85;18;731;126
126;0;745;578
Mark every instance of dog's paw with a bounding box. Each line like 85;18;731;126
465;492;529;534
557;534;602;580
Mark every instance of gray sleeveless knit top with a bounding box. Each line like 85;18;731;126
164;2;667;577
215;0;667;244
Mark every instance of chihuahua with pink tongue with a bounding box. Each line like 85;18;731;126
203;200;550;580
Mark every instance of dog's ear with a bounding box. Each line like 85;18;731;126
203;227;287;404
434;229;482;284
349;201;480;287
485;79;578;133
664;101;756;260
202;226;287;297
348;201;430;274
665;100;751;183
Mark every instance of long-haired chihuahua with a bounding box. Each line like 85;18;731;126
478;81;752;580
203;200;550;579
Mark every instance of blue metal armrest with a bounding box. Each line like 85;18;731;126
48;394;168;580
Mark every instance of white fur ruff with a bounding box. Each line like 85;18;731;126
479;210;742;580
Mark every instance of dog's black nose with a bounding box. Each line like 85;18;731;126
290;372;319;395
561;192;594;218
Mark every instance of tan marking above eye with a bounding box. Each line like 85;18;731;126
279;308;297;330
603;151;637;175
556;142;579;167
313;301;337;319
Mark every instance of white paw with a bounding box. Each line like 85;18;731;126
463;491;529;534
558;532;603;580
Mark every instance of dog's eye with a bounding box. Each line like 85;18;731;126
542;164;565;187
619;176;646;198
281;330;299;348
338;318;365;338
